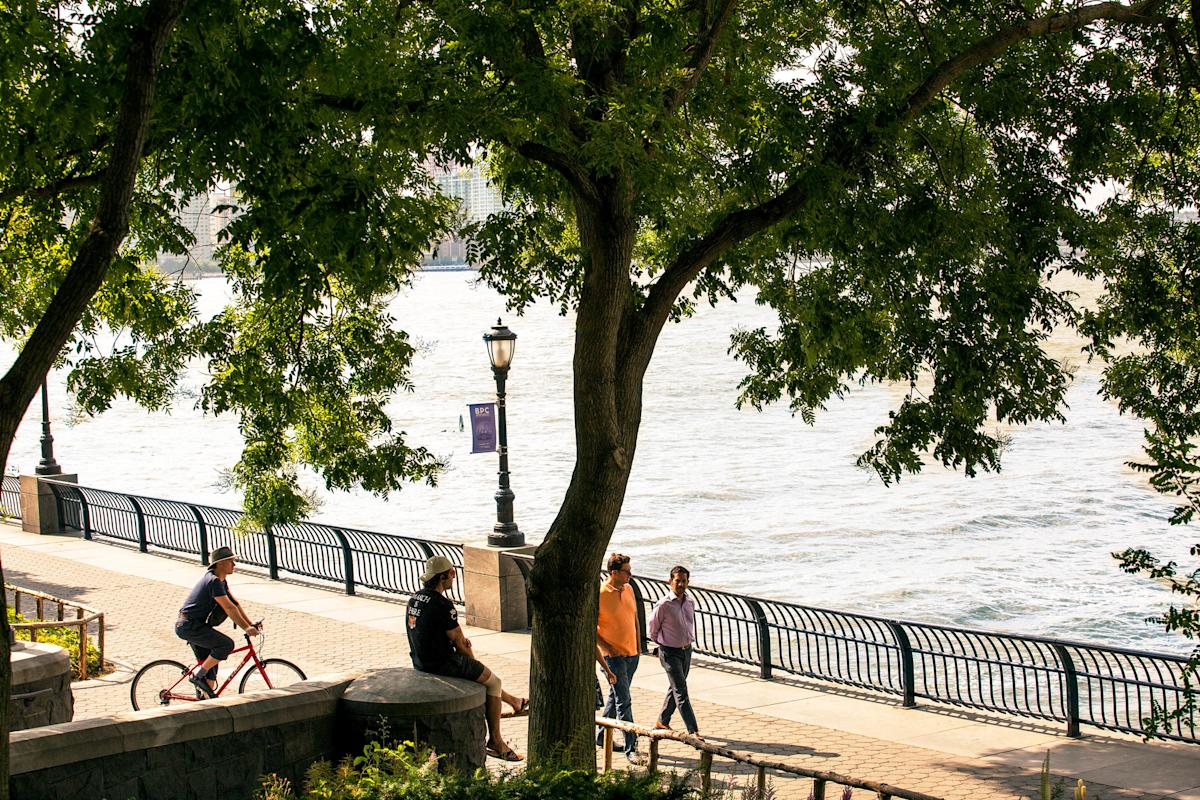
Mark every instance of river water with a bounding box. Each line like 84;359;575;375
4;273;1194;653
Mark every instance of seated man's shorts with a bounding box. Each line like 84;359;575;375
430;652;486;681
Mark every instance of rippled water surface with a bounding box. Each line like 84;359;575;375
5;273;1194;652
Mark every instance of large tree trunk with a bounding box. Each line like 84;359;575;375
525;186;654;767
0;3;189;796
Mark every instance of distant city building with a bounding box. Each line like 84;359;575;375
158;188;236;276
423;158;504;268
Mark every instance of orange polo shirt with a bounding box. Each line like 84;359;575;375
597;581;639;656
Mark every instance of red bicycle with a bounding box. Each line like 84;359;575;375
130;622;305;710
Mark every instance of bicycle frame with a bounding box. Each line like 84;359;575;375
161;635;271;702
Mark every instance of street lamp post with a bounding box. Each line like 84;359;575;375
483;319;524;547
35;378;62;476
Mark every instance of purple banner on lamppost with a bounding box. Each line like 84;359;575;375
469;403;497;453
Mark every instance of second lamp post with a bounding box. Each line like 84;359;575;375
483;319;524;547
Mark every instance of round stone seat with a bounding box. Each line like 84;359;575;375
338;667;486;773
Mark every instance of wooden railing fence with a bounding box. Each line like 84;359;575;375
6;584;106;679
596;717;941;800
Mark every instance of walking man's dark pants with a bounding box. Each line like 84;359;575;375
657;645;698;734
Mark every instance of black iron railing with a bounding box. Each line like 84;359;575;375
1;475;20;520
40;481;464;604
11;479;1196;746
626;574;1197;744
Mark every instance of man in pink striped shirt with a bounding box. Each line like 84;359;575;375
648;565;701;738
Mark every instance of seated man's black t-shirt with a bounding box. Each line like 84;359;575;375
406;589;458;672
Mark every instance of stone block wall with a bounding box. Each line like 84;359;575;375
9;641;73;731
9;674;359;800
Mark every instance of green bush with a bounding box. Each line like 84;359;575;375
257;740;698;800
8;607;105;677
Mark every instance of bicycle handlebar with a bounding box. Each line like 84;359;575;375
240;620;265;640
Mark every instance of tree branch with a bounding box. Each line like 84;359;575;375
0;172;103;206
638;0;1170;359
662;0;738;118
0;0;191;436
513;141;599;205
896;0;1167;126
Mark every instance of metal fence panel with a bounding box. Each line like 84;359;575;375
1;475;20;520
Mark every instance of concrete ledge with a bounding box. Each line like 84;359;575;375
11;641;69;685
10;671;361;775
10;715;127;774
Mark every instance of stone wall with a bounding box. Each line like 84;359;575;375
8;668;490;800
9;641;73;731
9;674;358;800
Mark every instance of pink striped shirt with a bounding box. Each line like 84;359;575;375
648;592;695;648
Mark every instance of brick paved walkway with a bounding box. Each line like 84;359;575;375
2;532;1196;800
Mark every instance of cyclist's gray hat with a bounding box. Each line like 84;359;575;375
420;555;454;583
208;546;237;568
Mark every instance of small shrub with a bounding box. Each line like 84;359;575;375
258;739;698;800
7;607;105;677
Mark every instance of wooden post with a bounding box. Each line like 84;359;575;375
813;779;827;800
648;738;659;772
36;596;43;619
757;766;767;798
699;751;713;795
77;621;88;679
603;727;614;772
13;590;20;617
98;613;105;668
57;600;63;621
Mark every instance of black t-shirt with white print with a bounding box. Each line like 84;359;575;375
406;589;458;672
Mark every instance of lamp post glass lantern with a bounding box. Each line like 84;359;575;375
483;319;523;547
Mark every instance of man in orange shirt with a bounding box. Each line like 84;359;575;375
596;552;646;765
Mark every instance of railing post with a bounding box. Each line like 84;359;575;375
332;528;355;595
189;505;209;565
746;598;772;679
265;525;279;580
629;579;649;653
1052;643;1082;738
756;766;767;798
79;487;92;539
699;751;713;794
48;482;66;533
128;496;148;552
648;738;659;772
886;621;917;707
603;726;614;772
812;778;826;800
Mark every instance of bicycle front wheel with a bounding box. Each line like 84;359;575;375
239;658;306;693
131;659;191;710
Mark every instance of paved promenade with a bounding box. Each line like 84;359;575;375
1;523;1197;800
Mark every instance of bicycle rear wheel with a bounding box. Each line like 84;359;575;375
131;659;192;710
239;658;306;693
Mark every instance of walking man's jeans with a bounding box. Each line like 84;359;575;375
596;654;640;754
657;645;699;733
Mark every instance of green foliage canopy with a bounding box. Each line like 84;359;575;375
0;0;459;523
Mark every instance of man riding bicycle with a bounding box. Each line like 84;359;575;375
176;546;260;698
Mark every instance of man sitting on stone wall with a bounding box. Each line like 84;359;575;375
407;555;528;762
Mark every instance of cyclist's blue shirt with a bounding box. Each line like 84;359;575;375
179;571;232;626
